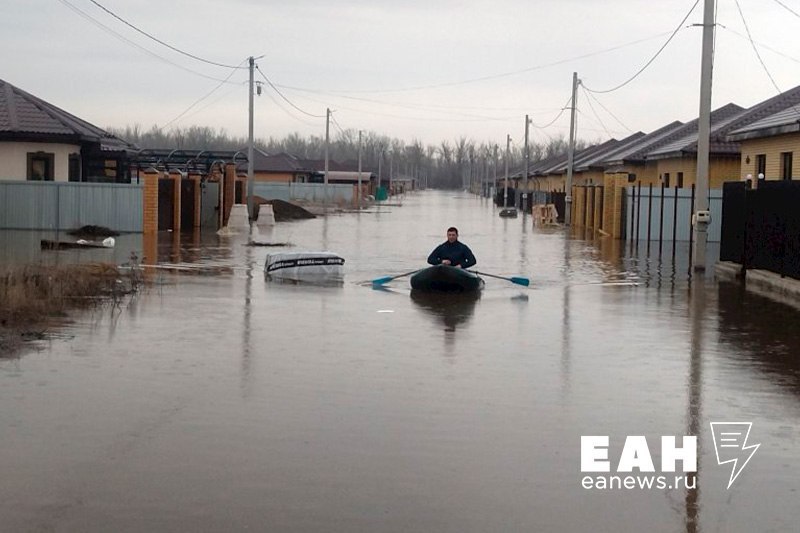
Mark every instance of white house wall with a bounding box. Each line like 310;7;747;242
0;141;81;181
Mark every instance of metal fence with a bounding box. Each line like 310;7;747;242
626;184;723;244
720;180;800;280
252;182;354;204
0;180;143;232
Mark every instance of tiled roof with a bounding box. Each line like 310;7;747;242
727;106;800;141
645;103;746;158
0;78;135;151
647;85;800;158
600;121;685;165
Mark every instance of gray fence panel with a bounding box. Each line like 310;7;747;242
252;183;291;202
291;183;353;203
0;181;143;232
626;186;722;243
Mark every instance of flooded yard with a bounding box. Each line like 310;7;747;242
1;191;798;532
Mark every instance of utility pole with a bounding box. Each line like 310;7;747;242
565;72;579;226
324;108;330;210
524;114;531;195
247;55;255;235
389;150;393;198
692;0;715;272
357;130;362;209
504;134;511;209
493;144;498;201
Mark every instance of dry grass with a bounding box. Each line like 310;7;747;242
0;262;142;355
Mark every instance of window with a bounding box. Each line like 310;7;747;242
755;154;766;178
68;153;81;182
677;172;684;188
781;152;793;180
663;173;670;188
27;152;55;181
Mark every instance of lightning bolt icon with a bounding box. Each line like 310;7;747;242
710;422;760;489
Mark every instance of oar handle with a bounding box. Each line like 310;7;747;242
372;269;421;286
473;270;530;287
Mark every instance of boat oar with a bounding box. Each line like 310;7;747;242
372;269;421;286
473;270;530;287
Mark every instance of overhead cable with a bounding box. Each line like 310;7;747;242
87;0;246;69
583;0;700;94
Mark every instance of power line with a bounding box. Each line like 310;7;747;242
276;84;537;120
718;24;800;64
581;89;633;133
772;0;800;18
279;89;521;124
260;85;321;128
56;0;239;84
330;113;347;136
734;0;783;92
583;0;700;94
159;58;248;131
255;66;326;118
529;97;572;129
733;0;800;117
278;30;679;95
86;0;246;69
580;86;613;138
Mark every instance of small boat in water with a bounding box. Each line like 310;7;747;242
410;264;484;293
265;251;344;282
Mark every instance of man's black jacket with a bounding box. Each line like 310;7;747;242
427;240;477;268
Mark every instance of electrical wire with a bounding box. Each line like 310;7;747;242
734;0;800;117
580;87;613;138
529;97;572;129
277;30;679;95
276;85;532;121
159;57;248;131
718;24;800;64
772;0;800;18
734;0;783;93
581;88;633;133
56;0;239;84
583;0;701;94
255;66;325;118
86;0;246;69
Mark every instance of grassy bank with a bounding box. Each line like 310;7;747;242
0;263;141;354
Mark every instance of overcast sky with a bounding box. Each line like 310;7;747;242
3;0;800;147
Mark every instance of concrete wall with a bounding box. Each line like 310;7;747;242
0;141;81;181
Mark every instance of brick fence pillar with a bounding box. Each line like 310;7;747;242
224;164;236;225
169;170;182;233
141;170;159;235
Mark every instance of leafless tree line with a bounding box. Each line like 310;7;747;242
109;124;590;189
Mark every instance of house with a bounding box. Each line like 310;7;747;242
246;150;318;183
0;78;136;182
726;106;800;183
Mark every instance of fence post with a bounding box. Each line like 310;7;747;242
688;184;696;271
635;182;642;244
672;185;679;261
646;183;653;254
658;182;665;255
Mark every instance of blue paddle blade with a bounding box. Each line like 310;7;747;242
372;276;393;286
511;277;530;286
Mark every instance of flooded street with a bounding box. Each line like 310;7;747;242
1;190;799;532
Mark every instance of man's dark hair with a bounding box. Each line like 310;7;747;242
447;227;458;235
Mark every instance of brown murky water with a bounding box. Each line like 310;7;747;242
1;191;799;532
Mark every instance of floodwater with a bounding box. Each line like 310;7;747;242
1;190;799;532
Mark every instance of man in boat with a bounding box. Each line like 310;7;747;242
427;227;477;269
